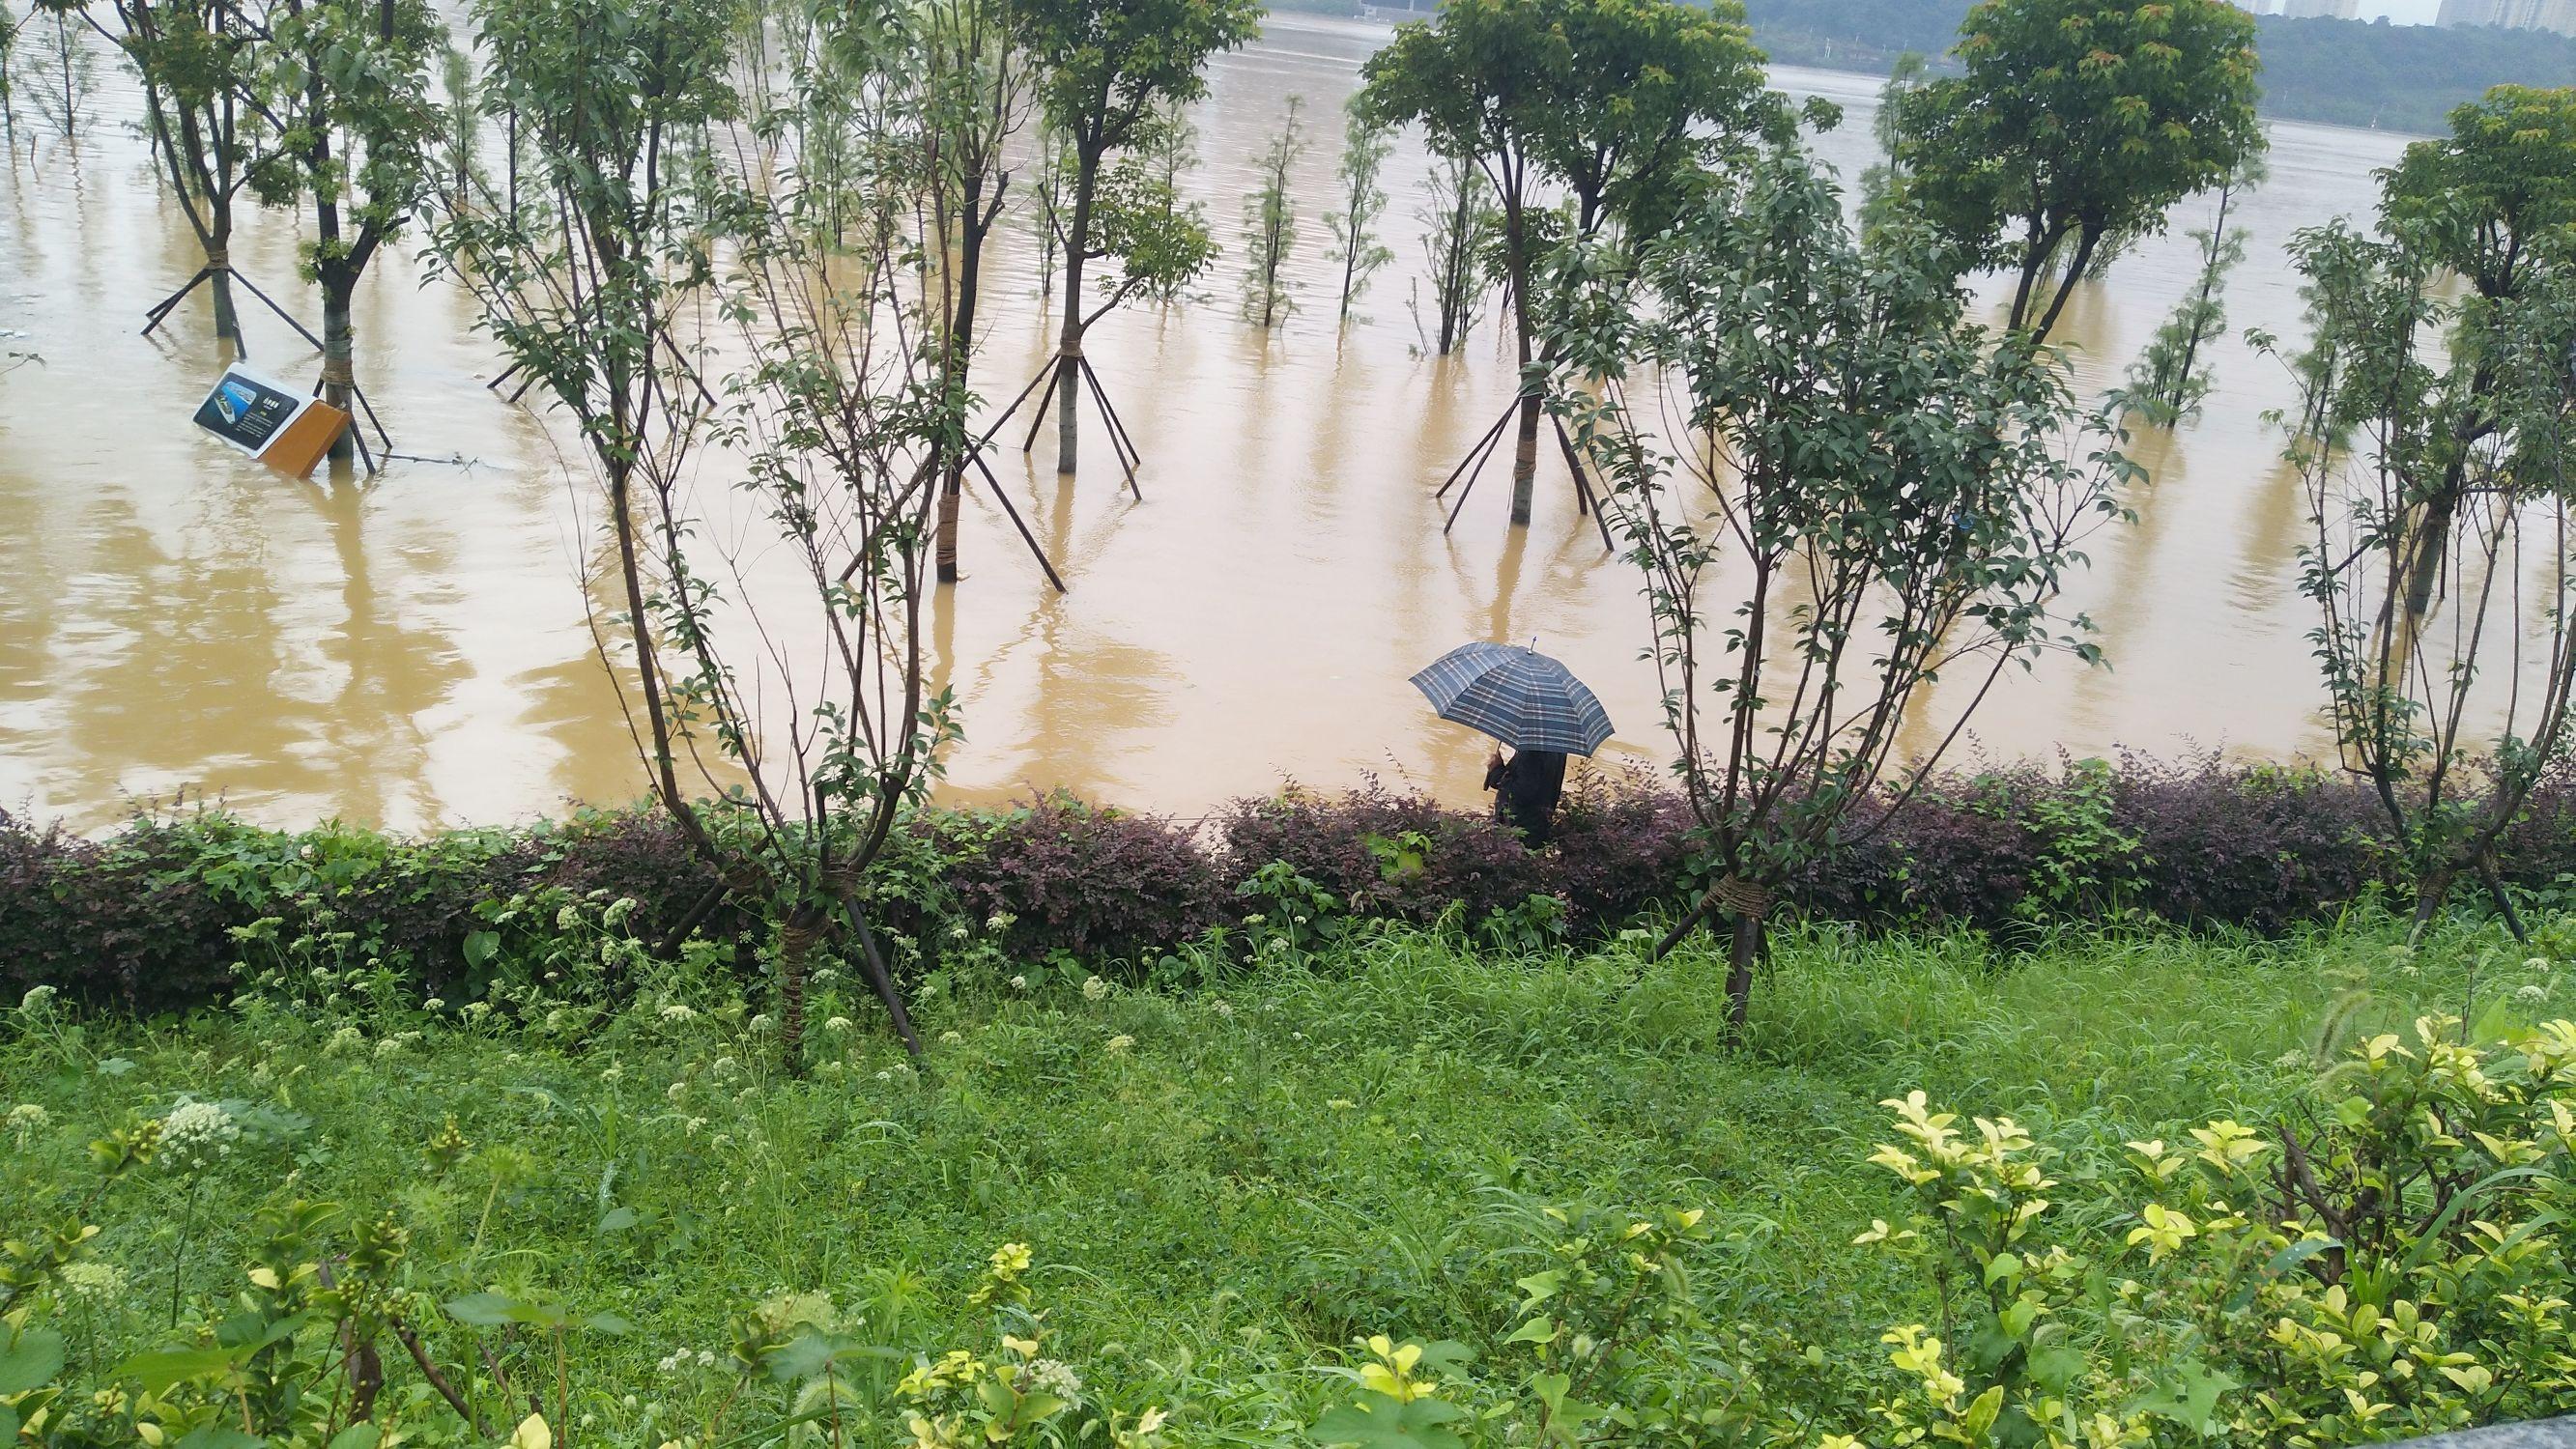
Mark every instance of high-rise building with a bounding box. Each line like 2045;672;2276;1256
2279;0;2359;16
2437;0;2576;34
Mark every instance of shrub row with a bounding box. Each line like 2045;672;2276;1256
12;753;2576;1013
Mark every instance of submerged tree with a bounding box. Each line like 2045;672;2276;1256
1416;148;1494;355
1856;48;1926;241
29;0;92;139
1005;0;1258;482
2274;156;2576;942
1325;100;1394;320
74;0;277;354
438;0;950;1064
1889;0;2264;342
243;0;444;463
1360;0;1771;529
2121;156;2265;425
1239;93;1303;329
2374;83;2576;622
920;0;1042;586
1544;143;2132;1044
437;43;475;212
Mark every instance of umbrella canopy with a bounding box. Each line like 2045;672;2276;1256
1409;642;1615;755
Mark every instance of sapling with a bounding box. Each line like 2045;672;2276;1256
1239;94;1303;329
1324;101;1393;320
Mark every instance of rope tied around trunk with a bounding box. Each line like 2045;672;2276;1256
1711;874;1772;919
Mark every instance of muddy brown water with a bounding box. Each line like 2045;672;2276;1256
0;15;2424;833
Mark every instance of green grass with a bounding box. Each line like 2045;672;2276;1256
2;913;2565;1433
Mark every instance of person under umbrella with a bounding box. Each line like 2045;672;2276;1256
1409;641;1614;847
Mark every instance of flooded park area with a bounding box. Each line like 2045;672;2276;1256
0;14;2419;831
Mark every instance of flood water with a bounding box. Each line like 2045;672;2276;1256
0;15;2422;833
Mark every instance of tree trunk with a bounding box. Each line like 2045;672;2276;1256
1722;910;1763;1049
1054;148;1100;478
2407;864;2456;945
934;478;964;582
2402;486;2460;622
322;281;356;461
1503;200;1537;524
208;243;242;354
776;906;822;1075
935;210;987;584
1508;392;1541;526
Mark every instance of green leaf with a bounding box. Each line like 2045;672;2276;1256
2131;1361;2239;1433
328;1426;385;1449
175;1427;262;1449
1313;1398;1468;1449
443;1292;520;1326
1501;1316;1557;1347
115;1345;237;1394
464;929;501;967
0;1328;64;1395
595;1207;640;1235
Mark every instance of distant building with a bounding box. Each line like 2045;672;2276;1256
2227;0;2284;13
2435;0;2576;35
2279;0;2360;16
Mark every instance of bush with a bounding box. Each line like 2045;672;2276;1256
16;755;2576;1014
1219;783;1548;928
925;794;1226;972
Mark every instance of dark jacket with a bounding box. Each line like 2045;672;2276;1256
1484;749;1568;846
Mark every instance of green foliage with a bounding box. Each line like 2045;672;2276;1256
2381;83;2576;304
1327;103;1396;320
1358;0;1773;240
2119;159;2259;427
1886;0;2264;340
1543;138;2132;1033
2268;91;2576;931
1241;94;1306;329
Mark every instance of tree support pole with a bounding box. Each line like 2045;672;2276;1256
838;890;924;1061
1017;356;1065;456
140;267;215;334
1442;402;1517;534
228;269;327;353
1076;355;1142;500
1549;414;1617;553
1435;400;1519;501
967;448;1068;593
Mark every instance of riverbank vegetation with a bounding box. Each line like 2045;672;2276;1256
16;753;2576;1019
4;914;2572;1444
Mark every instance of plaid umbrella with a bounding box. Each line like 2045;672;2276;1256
1409;642;1614;755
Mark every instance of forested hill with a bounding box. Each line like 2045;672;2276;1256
1739;0;2576;133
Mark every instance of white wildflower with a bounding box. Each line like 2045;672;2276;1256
19;984;57;1012
1105;1034;1135;1054
375;1037;403;1060
2524;958;2550;973
748;1014;775;1034
1082;976;1109;1002
659;1003;697;1023
1211;999;1233;1018
326;1026;365;1057
600;1064;624;1084
710;1056;739;1078
7;1102;47;1145
2517;983;2548;1002
667;1082;688;1104
1026;1359;1083;1402
939;1030;964;1045
422;998;445;1012
160;1098;242;1174
823;1017;855;1034
1009;976;1028;991
59;1261;127;1302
